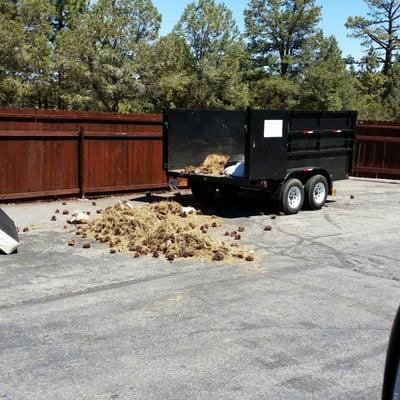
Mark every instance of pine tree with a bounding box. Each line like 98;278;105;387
0;0;54;108
386;59;400;120
174;0;249;109
300;35;359;110
142;34;192;111
356;49;391;120
244;0;321;77
58;0;161;111
346;0;400;75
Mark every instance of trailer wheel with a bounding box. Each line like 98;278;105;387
279;179;304;215
191;182;216;203
304;175;328;210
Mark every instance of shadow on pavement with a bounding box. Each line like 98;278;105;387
133;190;281;219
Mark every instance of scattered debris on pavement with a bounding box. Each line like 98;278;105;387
67;211;90;225
75;201;254;262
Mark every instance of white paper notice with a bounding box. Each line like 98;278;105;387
264;120;283;138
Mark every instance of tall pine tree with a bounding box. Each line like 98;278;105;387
244;0;321;77
174;0;249;109
58;0;161;111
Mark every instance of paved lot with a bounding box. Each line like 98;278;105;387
1;178;400;400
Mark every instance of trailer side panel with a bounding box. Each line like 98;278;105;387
164;109;246;171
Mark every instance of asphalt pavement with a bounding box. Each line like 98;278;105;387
1;178;399;400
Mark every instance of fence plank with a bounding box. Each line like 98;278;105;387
354;123;400;179
0;108;165;201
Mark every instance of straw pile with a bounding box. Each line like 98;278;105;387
77;201;254;262
184;153;230;175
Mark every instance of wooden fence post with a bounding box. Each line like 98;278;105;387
78;128;85;199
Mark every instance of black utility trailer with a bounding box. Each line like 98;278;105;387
163;109;357;214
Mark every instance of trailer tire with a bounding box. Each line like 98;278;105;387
191;183;216;203
304;175;328;210
279;179;304;215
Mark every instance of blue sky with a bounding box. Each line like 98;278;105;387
152;0;371;60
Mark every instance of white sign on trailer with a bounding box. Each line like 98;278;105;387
264;120;283;138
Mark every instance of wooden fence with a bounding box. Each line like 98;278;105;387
353;121;400;179
0;108;167;201
1;108;400;202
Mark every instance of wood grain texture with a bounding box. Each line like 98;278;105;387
354;124;400;179
0;108;165;201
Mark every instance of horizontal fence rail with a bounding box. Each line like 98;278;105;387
354;122;400;179
0;108;167;201
0;109;399;202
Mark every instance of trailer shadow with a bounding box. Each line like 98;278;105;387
132;191;280;219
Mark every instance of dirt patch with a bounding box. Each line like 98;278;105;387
76;201;254;262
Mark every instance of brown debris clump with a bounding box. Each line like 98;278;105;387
78;201;254;262
183;153;230;176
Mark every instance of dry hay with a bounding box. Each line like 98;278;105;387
184;153;230;175
77;201;254;262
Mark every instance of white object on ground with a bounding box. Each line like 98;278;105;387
0;230;19;254
67;210;90;224
224;161;245;177
0;209;20;254
182;206;196;215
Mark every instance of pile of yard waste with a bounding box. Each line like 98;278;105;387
76;201;254;262
183;154;230;175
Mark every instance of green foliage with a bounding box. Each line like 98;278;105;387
353;48;392;120
141;34;192;110
58;0;161;111
174;0;249;109
0;0;399;119
386;60;400;120
346;0;400;75
250;76;300;109
244;0;321;77
300;35;359;110
50;0;89;34
0;0;54;107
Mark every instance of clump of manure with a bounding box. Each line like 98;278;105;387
78;201;254;262
184;153;230;175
